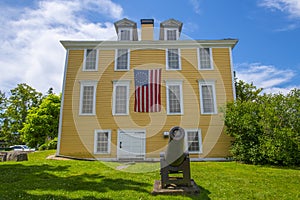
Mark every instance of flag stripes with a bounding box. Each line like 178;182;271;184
134;69;161;112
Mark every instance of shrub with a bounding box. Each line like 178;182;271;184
38;138;58;151
224;89;300;166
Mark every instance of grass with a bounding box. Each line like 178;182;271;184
0;150;299;200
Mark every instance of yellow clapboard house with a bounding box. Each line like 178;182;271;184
56;18;238;161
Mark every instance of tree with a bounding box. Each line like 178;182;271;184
20;93;61;148
1;83;42;145
235;80;263;102
0;91;7;141
224;80;300;166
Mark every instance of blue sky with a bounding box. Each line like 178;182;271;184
0;0;299;94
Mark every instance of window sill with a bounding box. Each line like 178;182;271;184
167;113;184;115
166;68;181;71
79;113;96;116
188;152;203;155
113;113;129;116
198;68;214;71
94;152;110;155
82;69;98;72
201;113;218;115
114;69;129;71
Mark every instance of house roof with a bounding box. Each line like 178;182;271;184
160;18;183;32
114;18;137;30
60;39;239;49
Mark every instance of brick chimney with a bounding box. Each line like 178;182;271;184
141;19;154;40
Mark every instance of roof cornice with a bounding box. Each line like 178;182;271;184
60;39;238;50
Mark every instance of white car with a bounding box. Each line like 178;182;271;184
10;145;35;151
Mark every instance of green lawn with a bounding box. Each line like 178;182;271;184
0;150;299;200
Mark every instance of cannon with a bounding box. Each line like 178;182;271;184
160;126;192;188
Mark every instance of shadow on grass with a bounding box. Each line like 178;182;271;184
0;163;150;200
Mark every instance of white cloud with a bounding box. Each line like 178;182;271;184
260;0;300;18
235;63;296;94
189;0;201;15
0;0;123;94
274;23;299;31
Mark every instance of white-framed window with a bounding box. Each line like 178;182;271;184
166;49;181;70
185;129;202;154
198;48;213;70
199;80;217;114
166;80;183;115
164;28;178;40
118;28;132;41
112;80;130;115
115;49;130;71
83;49;98;71
79;81;97;115
94;130;111;154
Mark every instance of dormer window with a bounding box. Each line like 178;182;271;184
119;28;132;41
114;18;138;41
165;28;178;40
159;19;183;40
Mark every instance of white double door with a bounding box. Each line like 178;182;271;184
117;130;146;160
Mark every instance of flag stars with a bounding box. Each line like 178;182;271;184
135;71;148;86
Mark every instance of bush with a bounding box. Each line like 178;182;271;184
47;137;58;150
38;144;48;151
224;89;300;166
38;138;58;151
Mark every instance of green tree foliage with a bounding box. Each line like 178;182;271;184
1;84;42;145
235;80;263;102
224;81;300;166
20;93;61;148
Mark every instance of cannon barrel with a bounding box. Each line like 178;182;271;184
164;126;186;167
159;126;192;189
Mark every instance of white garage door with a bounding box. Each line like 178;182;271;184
117;130;146;160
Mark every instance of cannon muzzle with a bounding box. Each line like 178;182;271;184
164;126;186;167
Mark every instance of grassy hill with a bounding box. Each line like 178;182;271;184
0;150;299;199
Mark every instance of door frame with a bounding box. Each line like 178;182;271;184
117;129;146;160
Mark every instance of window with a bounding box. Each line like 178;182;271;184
166;81;183;115
94;130;111;154
185;129;202;153
198;48;213;70
113;81;130;115
118;28;132;40
115;49;130;71
166;49;181;70
164;28;178;40
199;81;217;114
79;81;97;115
83;49;98;71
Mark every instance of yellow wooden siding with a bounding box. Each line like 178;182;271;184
59;47;234;159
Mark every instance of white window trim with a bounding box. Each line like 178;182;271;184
94;129;111;154
118;28;133;41
112;80;130;115
166;48;181;70
114;49;130;71
79;80;97;115
83;49;99;71
197;48;214;70
165;80;184;115
164;28;179;40
198;80;218;115
185;129;203;154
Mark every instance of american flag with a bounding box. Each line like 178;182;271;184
134;69;161;112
